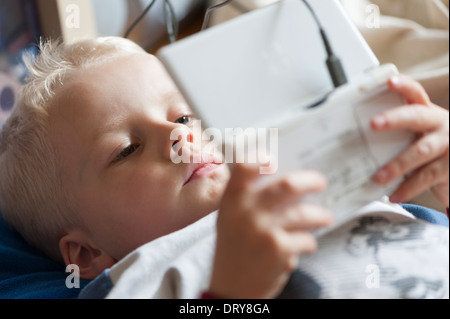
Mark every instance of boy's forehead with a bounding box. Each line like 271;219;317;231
75;53;169;87
49;53;184;132
53;53;175;109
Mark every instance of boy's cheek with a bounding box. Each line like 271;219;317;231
191;165;230;202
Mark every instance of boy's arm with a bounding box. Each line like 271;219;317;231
208;164;333;299
372;75;449;209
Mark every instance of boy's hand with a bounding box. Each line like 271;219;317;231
372;75;449;207
210;163;333;299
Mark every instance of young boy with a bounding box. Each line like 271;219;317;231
0;37;448;299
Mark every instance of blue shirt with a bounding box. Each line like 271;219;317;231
0;214;90;299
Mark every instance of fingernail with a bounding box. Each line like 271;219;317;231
390;75;401;87
373;115;387;129
389;194;402;204
374;168;390;184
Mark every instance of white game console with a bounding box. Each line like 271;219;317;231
272;64;415;228
158;0;415;228
158;0;379;133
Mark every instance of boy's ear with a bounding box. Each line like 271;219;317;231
59;231;117;280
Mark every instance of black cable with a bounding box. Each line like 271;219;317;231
124;0;157;38
164;0;179;43
301;0;321;29
302;0;348;88
124;0;347;89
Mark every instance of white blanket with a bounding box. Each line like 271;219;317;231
106;212;217;299
105;201;449;299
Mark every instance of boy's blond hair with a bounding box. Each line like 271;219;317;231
0;37;146;262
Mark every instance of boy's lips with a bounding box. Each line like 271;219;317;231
183;154;222;186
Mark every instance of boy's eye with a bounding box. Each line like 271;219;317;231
114;144;140;162
174;115;192;125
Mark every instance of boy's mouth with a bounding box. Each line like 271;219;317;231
183;153;222;186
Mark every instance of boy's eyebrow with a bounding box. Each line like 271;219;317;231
91;90;183;142
161;89;188;106
93;115;127;141
78;90;186;182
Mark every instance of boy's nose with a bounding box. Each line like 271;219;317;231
171;133;194;150
172;132;194;147
164;124;195;162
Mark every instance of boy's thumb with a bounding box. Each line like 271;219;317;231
228;162;263;187
228;162;280;193
230;162;261;177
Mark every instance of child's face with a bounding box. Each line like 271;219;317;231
49;53;230;261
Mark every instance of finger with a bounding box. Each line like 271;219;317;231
374;133;449;185
265;230;318;272
430;183;450;208
226;162;263;189
258;171;328;208
389;155;449;203
371;104;444;133
279;204;334;231
388;75;431;105
277;231;318;270
221;163;265;207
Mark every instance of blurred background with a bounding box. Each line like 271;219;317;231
0;0;448;211
1;0;448;118
0;0;207;128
